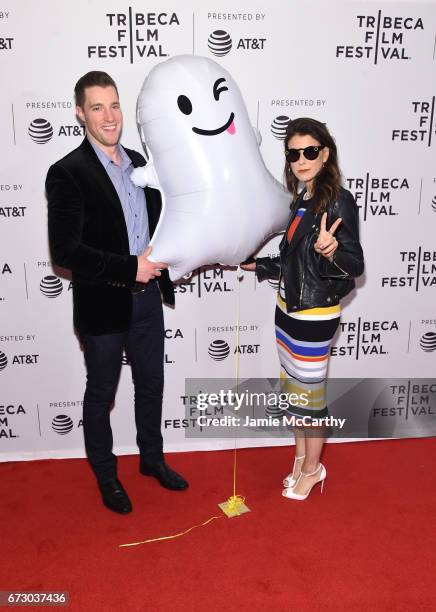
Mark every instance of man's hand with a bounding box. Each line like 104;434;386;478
240;262;256;271
314;213;342;261
240;255;256;271
136;246;168;283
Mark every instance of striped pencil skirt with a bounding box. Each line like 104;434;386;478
275;294;340;420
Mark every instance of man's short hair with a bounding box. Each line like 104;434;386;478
74;71;118;108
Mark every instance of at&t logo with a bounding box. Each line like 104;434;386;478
208;339;260;360
420;332;436;352
28;119;53;143
0;180;25;218
207;29;266;56
0;206;26;219
336;12;424;63
208;339;230;360
40;275;63;298
51;415;74;435
271;116;290;140
346;175;410;220
208;30;232;56
28;119;85;144
0;349;39;368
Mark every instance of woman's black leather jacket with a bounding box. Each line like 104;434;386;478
256;187;364;312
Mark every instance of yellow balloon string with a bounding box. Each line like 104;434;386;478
226;494;246;512
233;269;241;500
119;515;222;548
120;270;247;549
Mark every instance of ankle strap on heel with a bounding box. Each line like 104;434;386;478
300;464;322;478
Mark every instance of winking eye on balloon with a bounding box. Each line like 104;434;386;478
175;77;236;136
131;54;289;281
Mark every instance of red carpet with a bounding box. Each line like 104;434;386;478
1;439;436;611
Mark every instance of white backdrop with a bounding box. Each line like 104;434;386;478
1;0;435;461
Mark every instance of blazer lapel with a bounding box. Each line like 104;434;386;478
80;139;163;247
81;139;130;252
121;146;162;240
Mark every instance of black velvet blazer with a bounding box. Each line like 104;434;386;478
46;138;174;335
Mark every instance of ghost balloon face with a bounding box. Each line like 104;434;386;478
177;78;236;136
133;55;289;281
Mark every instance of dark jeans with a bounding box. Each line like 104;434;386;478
80;282;164;485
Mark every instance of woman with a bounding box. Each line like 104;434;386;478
241;117;363;500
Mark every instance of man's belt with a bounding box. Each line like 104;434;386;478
131;281;148;294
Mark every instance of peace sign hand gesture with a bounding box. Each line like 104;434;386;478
314;212;342;262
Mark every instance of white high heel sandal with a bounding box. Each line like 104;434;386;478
282;463;327;500
283;454;305;488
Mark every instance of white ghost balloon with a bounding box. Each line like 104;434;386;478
131;55;289;281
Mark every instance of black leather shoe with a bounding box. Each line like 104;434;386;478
140;461;188;491
98;478;132;514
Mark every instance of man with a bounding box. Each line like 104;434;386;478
46;71;188;514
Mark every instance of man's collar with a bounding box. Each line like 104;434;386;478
87;137;131;170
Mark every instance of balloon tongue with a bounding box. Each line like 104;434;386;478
227;121;236;135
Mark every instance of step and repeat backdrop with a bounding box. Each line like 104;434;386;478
1;0;436;461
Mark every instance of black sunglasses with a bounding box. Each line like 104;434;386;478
285;145;325;163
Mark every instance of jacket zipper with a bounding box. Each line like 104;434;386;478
332;256;349;277
299;235;308;308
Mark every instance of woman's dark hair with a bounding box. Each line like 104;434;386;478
74;71;118;109
284;117;341;214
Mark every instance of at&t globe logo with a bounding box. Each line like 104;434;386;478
52;415;74;435
0;351;8;371
271;115;290;140
420;332;436;352
28;118;53;144
208;339;230;361
40;275;63;298
208;30;232;56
